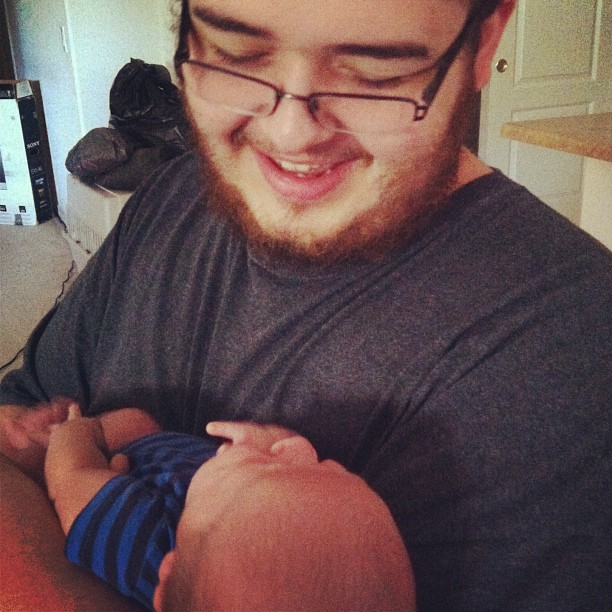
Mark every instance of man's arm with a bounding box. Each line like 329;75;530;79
0;407;144;611
0;163;151;610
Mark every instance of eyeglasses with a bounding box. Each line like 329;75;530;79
179;10;477;135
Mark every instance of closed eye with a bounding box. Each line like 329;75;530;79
335;55;435;92
356;75;410;89
209;43;271;67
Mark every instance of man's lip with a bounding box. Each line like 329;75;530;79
254;151;357;203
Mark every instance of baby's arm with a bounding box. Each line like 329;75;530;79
45;407;161;534
2;400;161;481
45;415;120;534
98;407;162;452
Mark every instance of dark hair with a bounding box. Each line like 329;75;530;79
472;0;504;19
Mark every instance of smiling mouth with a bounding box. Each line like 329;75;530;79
249;143;367;204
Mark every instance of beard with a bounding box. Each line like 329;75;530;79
184;86;471;266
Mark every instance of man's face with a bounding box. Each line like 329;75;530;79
182;0;475;262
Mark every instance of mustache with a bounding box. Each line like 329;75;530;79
229;122;372;166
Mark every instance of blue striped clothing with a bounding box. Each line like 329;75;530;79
65;431;218;610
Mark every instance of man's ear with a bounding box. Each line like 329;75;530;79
473;0;517;91
153;551;176;612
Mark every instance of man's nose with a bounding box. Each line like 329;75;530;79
260;93;332;152
255;62;335;151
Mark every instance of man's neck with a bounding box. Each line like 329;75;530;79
454;146;493;190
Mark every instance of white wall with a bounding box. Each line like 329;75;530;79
5;0;178;218
65;0;178;131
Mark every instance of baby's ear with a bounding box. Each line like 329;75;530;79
153;551;176;612
270;436;319;464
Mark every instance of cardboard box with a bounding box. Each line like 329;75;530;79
0;80;57;225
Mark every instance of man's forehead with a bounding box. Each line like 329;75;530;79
188;0;470;50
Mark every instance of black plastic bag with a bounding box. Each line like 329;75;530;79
65;127;133;180
66;59;190;191
109;58;188;155
95;146;177;191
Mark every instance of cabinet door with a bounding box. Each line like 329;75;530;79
479;0;612;225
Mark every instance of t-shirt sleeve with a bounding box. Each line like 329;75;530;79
0;165;160;409
66;475;176;611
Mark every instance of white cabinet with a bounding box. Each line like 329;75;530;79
4;0;176;218
479;0;612;225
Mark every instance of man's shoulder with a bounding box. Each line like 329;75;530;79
127;151;203;213
113;151;234;251
448;169;611;269
403;169;612;331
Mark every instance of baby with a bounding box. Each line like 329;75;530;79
44;405;415;611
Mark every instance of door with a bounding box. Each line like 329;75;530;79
479;0;612;225
5;0;81;218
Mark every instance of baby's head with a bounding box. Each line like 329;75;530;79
154;429;415;611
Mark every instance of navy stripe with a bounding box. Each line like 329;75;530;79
75;479;125;570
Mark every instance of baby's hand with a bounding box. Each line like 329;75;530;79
47;413;108;458
109;453;130;474
206;421;301;455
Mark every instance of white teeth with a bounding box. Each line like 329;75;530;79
276;159;332;176
279;160;312;173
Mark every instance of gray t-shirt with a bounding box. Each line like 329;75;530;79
2;153;610;611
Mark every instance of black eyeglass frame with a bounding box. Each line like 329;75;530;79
178;8;478;126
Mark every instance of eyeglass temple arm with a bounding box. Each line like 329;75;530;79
420;10;479;107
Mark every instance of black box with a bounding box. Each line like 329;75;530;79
0;80;57;225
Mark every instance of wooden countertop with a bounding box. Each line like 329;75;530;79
501;113;612;163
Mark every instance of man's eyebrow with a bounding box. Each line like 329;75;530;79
331;43;430;61
190;7;431;59
191;6;273;38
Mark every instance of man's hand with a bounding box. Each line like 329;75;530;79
0;398;76;483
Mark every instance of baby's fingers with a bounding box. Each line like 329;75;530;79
206;421;248;444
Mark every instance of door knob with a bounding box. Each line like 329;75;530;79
496;58;509;73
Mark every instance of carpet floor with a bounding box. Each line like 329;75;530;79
0;218;76;377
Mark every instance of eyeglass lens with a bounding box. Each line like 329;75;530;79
182;63;420;134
